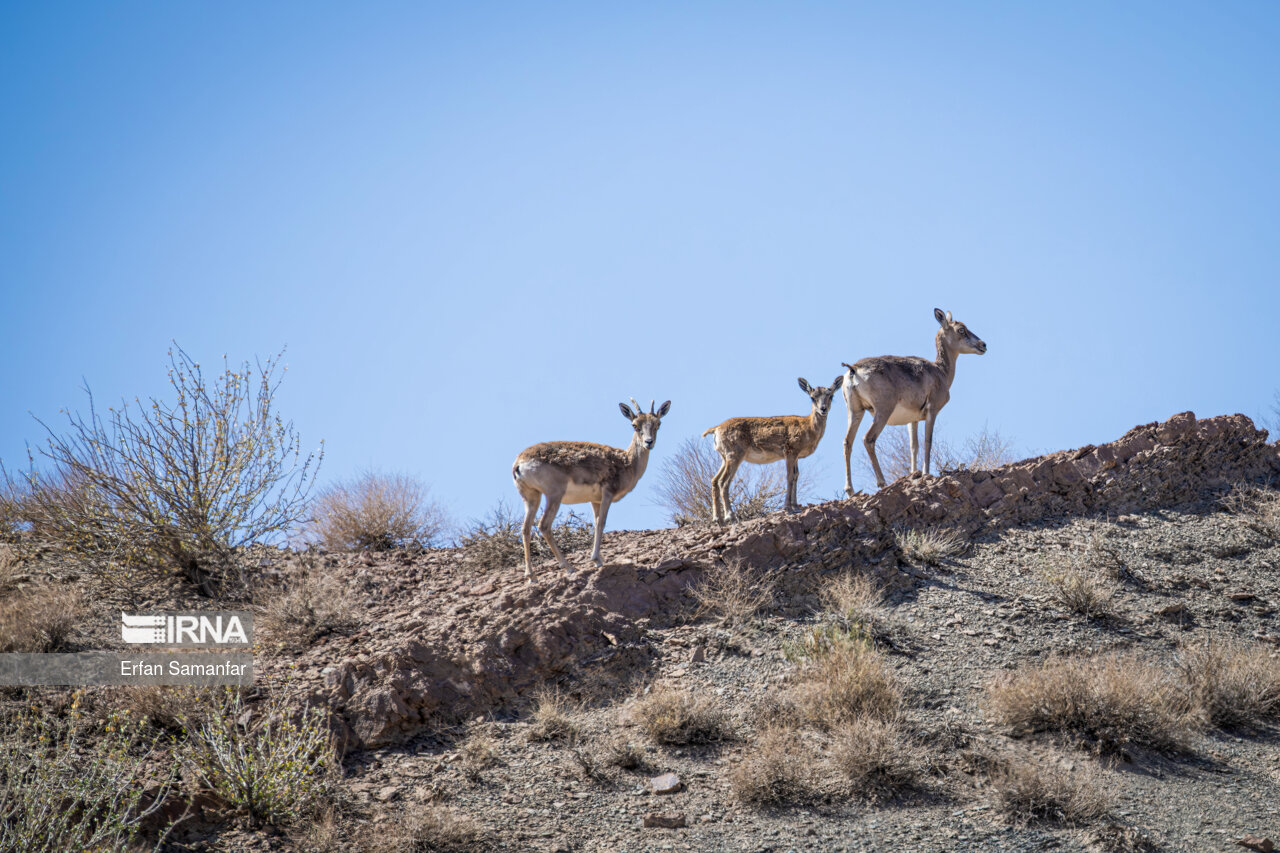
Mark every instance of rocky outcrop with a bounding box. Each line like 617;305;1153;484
298;412;1278;750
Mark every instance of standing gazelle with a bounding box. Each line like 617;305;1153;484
702;376;844;524
842;307;987;493
512;398;671;581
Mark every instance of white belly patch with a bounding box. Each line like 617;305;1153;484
887;404;923;425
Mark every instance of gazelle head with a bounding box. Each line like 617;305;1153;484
619;398;672;449
797;375;845;417
934;308;987;355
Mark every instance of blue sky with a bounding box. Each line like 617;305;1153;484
3;2;1278;535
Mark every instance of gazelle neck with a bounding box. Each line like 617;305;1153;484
626;431;651;476
935;329;959;388
808;403;830;438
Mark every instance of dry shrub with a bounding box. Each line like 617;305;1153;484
257;563;358;648
992;758;1113;825
387;805;486;853
458;501;593;572
829;716;923;800
819;572;894;642
895;526;968;566
600;735;644;770
526;688;579;743
631;683;731;745
987;653;1199;753
310;471;447;551
19;345;319;595
772;636;903;730
458;729;500;780
655;437;815;525
112;685;210;734
728;727;821;806
1224;483;1280;541
689;560;773;627
859;423;1017;485
1041;565;1117;619
1176;641;1280;729
0;584;85;652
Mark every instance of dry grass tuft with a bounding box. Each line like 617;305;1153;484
829;716;924;800
388;805;487;853
0;583;85;652
1223;483;1280;541
458;729;500;780
631;683;731;746
600;735;645;770
1176;641;1280;729
689;560;773;627
771;635;903;730
992;758;1114;825
987;653;1199;753
728;727;821;806
526;688;580;743
257;562;358;648
310;471;448;551
859;423;1017;484
895;526;968;566
113;685;210;734
1041;565;1117;618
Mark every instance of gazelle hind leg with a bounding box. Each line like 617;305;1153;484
843;405;866;497
538;497;572;571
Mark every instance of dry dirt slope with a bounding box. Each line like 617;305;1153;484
225;410;1280;852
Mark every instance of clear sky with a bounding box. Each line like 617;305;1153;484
3;2;1278;536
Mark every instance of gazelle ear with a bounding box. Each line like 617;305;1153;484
797;377;812;394
618;402;636;420
831;374;844;390
934;307;947;325
656;400;671;418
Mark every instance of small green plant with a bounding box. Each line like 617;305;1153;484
0;706;178;852
309;471;448;551
183;688;335;826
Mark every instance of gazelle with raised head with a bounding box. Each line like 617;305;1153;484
841;308;987;493
702;376;845;524
512;398;671;581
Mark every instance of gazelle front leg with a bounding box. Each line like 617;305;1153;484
843;406;866;497
710;459;729;524
538;496;572;572
923;408;937;477
785;455;799;513
909;421;920;476
590;493;613;567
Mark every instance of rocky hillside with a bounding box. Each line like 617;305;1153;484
7;410;1280;853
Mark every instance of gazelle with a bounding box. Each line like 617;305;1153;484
702;376;844;524
841;307;987;493
512;397;671;581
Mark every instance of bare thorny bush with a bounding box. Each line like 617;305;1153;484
308;471;448;551
655;437;816;526
11;345;321;596
689;560;775;628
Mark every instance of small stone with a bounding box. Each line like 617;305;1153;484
1237;835;1275;853
1230;592;1257;603
649;772;683;794
375;785;398;802
643;812;687;828
690;645;706;663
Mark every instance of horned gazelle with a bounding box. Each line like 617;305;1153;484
841;308;987;493
512;398;671;581
702;376;844;524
